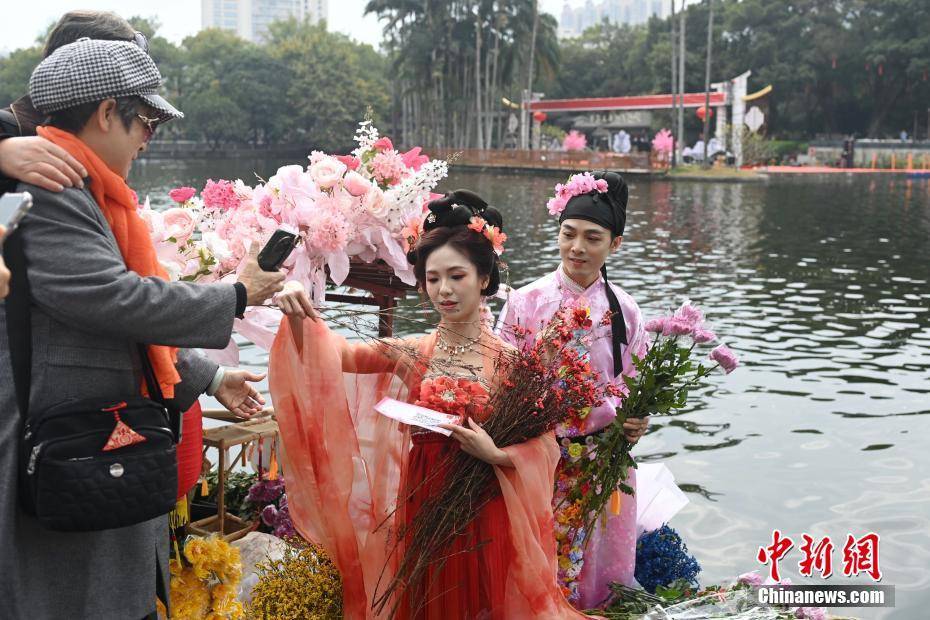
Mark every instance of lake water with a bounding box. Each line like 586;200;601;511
131;158;930;618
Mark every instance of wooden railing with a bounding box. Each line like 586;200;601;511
429;148;666;172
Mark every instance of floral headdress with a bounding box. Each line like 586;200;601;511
546;172;609;217
467;215;507;255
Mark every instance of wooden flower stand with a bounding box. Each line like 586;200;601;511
188;412;278;542
326;259;416;337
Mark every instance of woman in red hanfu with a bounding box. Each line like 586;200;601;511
269;191;591;619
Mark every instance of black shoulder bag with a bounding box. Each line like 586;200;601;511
5;229;180;532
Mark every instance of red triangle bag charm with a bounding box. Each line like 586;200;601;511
102;406;148;451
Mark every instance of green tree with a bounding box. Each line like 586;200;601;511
0;46;42;107
266;19;389;152
184;90;248;148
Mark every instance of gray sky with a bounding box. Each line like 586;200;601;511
2;0;573;54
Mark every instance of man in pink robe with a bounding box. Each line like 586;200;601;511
497;170;649;608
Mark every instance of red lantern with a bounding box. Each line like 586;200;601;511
533;111;548;123
696;106;713;121
176;401;203;499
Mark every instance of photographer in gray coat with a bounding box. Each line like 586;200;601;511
0;39;285;618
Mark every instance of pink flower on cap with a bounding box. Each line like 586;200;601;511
546;172;609;217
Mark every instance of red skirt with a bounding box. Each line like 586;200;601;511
399;432;511;620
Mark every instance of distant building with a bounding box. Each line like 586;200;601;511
559;0;669;38
201;0;328;43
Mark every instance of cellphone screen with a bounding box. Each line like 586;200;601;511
0;194;23;226
0;193;31;239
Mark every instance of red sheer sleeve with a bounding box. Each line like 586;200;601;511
270;317;428;618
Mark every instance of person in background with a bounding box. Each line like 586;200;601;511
0;10;144;195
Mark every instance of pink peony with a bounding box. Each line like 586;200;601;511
692;328;717;343
305;210;350;254
371;150;407;186
663;317;694;336
401;147;429;171
335;155;361;170
162;208;197;243
201;179;240;211
737;572;764;587
309;156;347;190
168;186;196;204
343;170;371;197
709;344;739;374
372;137;394;151
644;317;668;333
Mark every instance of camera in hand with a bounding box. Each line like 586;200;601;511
257;229;299;271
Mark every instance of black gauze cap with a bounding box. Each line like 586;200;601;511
558;170;628;237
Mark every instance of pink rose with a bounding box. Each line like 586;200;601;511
709;344;739;374
644;317;668;333
335;155;361;170
168;186;196;204
364;186;390;219
372;137;394;151
343;170;371;197
162;208;197;243
737;571;764;587
309;156;347;189
692;328;717;343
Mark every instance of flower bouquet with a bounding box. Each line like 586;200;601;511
165;535;245;620
561;301;740;543
138;120;448;354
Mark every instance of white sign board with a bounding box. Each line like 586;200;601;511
745;106;765;133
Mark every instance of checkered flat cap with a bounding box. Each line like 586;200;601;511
29;37;182;122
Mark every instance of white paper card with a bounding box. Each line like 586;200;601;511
374;397;459;436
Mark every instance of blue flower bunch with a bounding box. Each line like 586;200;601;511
634;524;701;594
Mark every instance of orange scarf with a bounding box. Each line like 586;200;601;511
37;126;180;398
